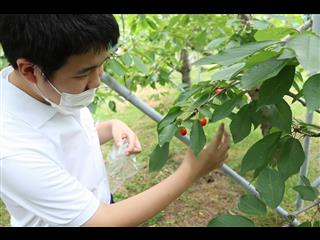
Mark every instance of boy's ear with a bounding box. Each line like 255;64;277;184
16;58;38;83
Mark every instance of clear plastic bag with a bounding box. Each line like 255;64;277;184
106;139;143;193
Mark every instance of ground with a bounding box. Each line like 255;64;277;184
144;170;244;227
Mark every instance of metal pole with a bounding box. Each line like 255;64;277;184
296;112;313;210
295;14;320;211
312;177;320;188
311;15;320;33
101;73;300;226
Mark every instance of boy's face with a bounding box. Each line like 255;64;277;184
33;49;109;104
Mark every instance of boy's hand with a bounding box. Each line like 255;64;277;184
180;123;230;182
111;120;142;155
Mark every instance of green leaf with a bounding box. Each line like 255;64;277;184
174;85;202;106
250;19;271;30
287;33;320;75
181;15;189;25
241;58;288;90
277;136;305;180
211;95;243;122
168;15;180;27
241;132;281;174
158;106;182;131
205;37;226;50
256;168;285;208
258;65;296;106
149;143;170;172
238;194;267;215
303;74;320;112
120;53;132;66
88;102;97;114
313;221;320;227
262;100;292;133
108;100;117;112
194;40;279;66
291;87;303;104
271;100;292;133
294;119;320;131
108;59;126;76
199;107;212;119
146;18;157;30
230;104;252;143
254;27;296;41
277;48;296;60
298;221;312;227
252;136;280;179
293;185;319;201
245;51;279;69
132;55;149;74
211;63;245;81
190;93;210;109
300;176;311;186
190;120;206;157
208;214;255;227
194;31;206;49
158;123;177;147
130;21;137;33
248;101;262;129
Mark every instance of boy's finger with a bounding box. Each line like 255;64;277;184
222;131;230;148
126;133;136;155
211;123;224;149
135;136;142;150
219;135;230;154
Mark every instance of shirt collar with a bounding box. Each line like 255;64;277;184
1;66;58;129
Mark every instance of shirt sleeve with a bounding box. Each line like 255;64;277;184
1;152;101;227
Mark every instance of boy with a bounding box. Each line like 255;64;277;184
0;14;230;227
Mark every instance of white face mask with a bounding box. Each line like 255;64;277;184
46;80;96;108
34;70;97;114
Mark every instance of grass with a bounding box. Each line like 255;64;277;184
0;83;319;227
0;200;10;226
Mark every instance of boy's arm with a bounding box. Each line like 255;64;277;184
83;124;230;227
95;120;113;144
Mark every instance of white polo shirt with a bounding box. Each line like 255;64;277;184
0;66;111;227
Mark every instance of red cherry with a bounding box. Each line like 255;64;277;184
179;127;188;136
199;118;207;126
214;88;223;94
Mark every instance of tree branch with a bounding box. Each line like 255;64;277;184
121;14;125;37
286;92;320;114
238;14;252;22
182;80;240;122
291;199;320;217
180;49;191;87
281;19;313;43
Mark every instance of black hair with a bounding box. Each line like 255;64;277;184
0;14;119;79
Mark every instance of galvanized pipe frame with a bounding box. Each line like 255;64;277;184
99;15;320;226
312;177;320;188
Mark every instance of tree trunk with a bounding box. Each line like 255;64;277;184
238;14;252;22
248;87;272;136
260;109;273;136
180;48;191;88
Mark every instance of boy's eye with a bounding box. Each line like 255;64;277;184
74;75;89;79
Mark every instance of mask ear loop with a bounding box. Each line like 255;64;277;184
34;65;63;96
31;65;61;106
46;78;63;96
